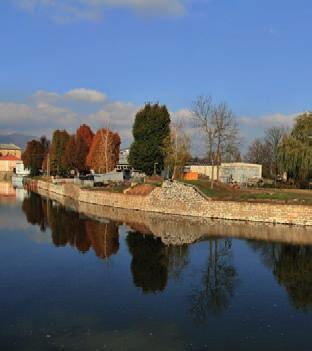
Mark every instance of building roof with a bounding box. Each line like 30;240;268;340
0;155;20;161
0;143;21;150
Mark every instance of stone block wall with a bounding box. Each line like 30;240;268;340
36;180;312;226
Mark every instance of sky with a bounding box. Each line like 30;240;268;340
0;0;311;154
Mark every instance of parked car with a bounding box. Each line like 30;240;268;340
79;174;94;181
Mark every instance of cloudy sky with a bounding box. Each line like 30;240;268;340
0;0;311;153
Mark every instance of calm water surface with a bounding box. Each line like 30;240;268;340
1;189;312;351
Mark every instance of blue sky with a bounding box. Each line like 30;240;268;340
0;0;311;152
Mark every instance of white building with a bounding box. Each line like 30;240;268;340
116;149;132;171
15;161;30;176
186;162;262;184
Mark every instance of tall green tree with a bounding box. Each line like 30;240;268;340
50;129;70;175
129;103;171;175
278;112;312;180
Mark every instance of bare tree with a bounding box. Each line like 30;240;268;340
192;95;240;187
213;102;240;180
192;95;216;188
264;126;287;183
245;138;271;178
163;120;191;179
100;118;114;173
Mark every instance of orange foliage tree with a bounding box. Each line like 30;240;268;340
61;125;95;174
86;128;121;173
76;124;94;148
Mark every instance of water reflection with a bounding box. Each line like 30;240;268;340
127;232;169;293
249;241;312;312
190;239;238;323
20;192;312;318
22;193;119;259
4;192;312;350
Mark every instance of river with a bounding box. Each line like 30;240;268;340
1;187;312;350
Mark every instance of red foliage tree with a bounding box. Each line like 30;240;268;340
75;124;94;173
62;135;77;171
86;128;121;173
76;124;94;148
22;140;45;175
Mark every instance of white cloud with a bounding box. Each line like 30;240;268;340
15;0;187;22
0;101;77;136
64;88;106;103
0;89;300;154
87;101;139;146
238;112;297;129
32;90;61;103
0;89;137;146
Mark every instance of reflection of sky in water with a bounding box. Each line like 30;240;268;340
1;195;312;351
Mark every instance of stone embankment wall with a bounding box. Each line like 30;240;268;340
37;186;312;246
34;180;312;226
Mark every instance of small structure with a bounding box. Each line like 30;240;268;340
185;162;262;184
183;172;199;181
15;160;30;176
93;171;125;185
116;149;132;172
0;144;22;159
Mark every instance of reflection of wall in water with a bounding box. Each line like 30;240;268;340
0;181;16;197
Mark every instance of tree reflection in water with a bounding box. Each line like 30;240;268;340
249;241;312;311
22;193;119;259
126;231;190;293
127;232;169;293
190;239;238;324
22;194;49;232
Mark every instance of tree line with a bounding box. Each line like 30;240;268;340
245;112;312;184
22;124;121;176
22;97;312;185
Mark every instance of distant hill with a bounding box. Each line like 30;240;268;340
0;133;37;150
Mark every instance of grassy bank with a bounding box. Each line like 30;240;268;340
183;179;312;205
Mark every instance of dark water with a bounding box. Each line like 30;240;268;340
1;192;312;351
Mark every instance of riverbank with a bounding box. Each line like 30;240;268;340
27;178;312;227
33;186;312;246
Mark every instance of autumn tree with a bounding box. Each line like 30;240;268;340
50;130;70;175
22;139;46;176
75;124;94;173
86;128;121;173
129;103;171;175
163;121;191;179
40;135;51;174
62;135;77;172
76;124;94;148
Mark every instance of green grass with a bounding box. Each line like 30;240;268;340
182;179;312;205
